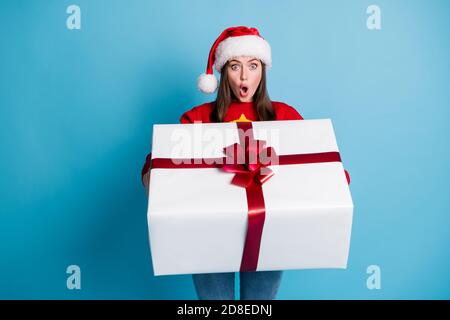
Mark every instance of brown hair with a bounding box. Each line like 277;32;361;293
210;61;275;123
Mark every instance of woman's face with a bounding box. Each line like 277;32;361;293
226;56;262;102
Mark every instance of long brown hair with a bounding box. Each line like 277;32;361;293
210;61;275;123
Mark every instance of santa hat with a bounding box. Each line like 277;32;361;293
197;26;272;94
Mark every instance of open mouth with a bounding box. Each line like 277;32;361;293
239;86;249;96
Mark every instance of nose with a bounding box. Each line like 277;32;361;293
240;67;248;81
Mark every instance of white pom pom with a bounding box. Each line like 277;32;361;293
197;73;218;93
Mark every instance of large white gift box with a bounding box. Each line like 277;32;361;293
147;119;353;276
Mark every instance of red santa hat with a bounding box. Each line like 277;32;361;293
197;26;272;94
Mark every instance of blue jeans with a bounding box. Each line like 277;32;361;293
192;271;282;300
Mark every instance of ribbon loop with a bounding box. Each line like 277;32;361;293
221;135;277;189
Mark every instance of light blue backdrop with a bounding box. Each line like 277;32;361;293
1;0;449;299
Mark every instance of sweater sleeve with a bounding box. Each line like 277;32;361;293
180;108;197;124
141;152;152;186
283;106;304;120
344;169;350;185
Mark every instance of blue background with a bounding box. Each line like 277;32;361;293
1;0;449;299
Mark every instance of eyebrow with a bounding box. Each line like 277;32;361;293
229;59;259;64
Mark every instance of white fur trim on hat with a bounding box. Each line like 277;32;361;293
197;73;218;93
213;35;272;72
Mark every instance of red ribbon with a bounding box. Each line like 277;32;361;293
221;122;274;272
150;122;342;272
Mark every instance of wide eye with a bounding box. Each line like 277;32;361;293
249;63;258;70
230;64;240;71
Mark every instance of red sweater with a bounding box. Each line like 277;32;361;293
141;101;350;184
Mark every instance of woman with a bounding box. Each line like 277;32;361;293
141;26;350;299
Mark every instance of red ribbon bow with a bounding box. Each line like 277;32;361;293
221;137;277;188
